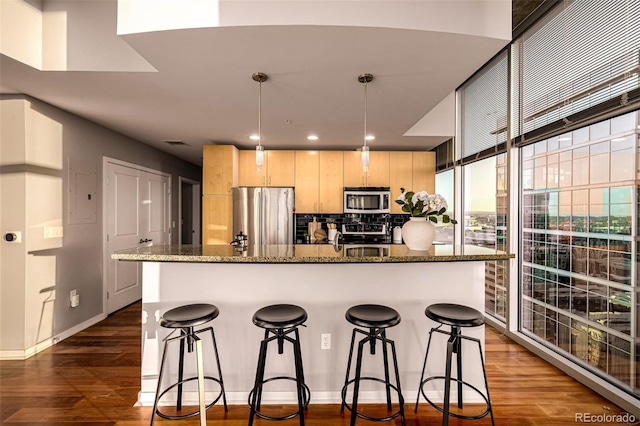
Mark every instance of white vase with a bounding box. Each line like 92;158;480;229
402;217;435;250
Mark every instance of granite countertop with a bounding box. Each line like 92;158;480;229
111;244;514;263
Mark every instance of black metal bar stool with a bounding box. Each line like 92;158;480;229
415;303;494;426
340;304;405;426
248;304;310;426
151;303;227;426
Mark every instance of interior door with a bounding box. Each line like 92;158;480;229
106;161;170;314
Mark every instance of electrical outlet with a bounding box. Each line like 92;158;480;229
321;333;331;350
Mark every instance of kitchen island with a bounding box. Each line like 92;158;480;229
112;244;513;407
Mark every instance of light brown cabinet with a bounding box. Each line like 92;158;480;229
343;151;389;187
202;195;233;245
203;145;238;195
318;151;344;213
238;150;295;187
389;152;413;214
412;151;436;194
294;151;343;213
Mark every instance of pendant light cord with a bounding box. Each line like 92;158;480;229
258;79;262;147
363;80;368;148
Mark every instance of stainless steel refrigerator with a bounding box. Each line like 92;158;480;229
233;187;295;245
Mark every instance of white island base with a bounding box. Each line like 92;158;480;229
137;260;489;408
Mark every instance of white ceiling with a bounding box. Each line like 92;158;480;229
0;0;511;166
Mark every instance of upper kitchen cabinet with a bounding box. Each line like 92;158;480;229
412;151;436;194
294;151;320;212
294;151;343;213
343;151;389;187
389;151;413;214
318;151;343;213
238;150;295;187
203;145;238;195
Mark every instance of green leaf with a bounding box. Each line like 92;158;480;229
395;199;404;206
400;187;405;192
402;204;411;213
442;215;450;223
451;219;458;224
438;207;446;215
428;216;437;223
405;191;415;200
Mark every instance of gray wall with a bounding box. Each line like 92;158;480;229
0;95;201;354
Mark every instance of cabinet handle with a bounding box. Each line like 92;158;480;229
268;176;271;185
314;202;317;211
262;176;265;185
320;202;323;212
227;183;231;193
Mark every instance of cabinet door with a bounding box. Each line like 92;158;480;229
202;194;233;245
203;145;238;194
389;152;413;213
319;151;343;213
267;150;295;186
412;151;436;193
366;151;390;187
294;151;319;213
238;150;267;186
343;151;365;186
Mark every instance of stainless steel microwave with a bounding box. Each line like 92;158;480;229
343;187;391;214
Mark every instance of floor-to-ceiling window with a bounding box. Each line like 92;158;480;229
520;111;638;394
446;0;640;402
512;0;640;398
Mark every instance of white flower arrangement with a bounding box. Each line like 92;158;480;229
395;188;458;224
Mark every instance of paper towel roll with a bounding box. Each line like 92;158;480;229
393;226;402;243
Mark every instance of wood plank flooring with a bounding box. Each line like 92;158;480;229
0;301;629;425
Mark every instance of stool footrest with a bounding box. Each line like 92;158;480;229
154;376;226;420
418;376;492;420
341;377;405;422
248;376;310;421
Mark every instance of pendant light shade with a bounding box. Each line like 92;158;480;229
252;72;268;171
358;73;373;173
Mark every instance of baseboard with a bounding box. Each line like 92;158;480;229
136;389;485;407
0;313;106;360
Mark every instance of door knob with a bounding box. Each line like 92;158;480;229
139;238;153;244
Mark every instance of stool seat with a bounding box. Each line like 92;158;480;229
345;304;401;329
160;303;220;328
425;303;484;328
253;304;308;329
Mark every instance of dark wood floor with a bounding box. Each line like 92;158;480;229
0;301;628;425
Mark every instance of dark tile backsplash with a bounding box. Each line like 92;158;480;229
295;213;410;243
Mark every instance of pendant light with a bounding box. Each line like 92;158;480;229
358;73;373;173
252;72;268;171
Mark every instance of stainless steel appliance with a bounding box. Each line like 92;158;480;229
343;187;390;214
233;187;294;245
341;222;388;243
343;244;390;257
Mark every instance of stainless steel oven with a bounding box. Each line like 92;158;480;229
343;244;390;257
343;187;390;214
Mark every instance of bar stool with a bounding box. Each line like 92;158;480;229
151;303;227;426
340;304;405;426
414;303;494;426
248;304;310;426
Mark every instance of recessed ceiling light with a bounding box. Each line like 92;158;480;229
365;135;375;141
307;135;318;141
250;135;260;140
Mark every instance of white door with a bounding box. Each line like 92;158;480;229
106;161;170;314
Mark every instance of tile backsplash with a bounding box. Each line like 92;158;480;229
295;213;410;243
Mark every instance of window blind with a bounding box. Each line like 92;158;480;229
457;51;509;162
514;0;640;142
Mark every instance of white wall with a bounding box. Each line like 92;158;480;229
0;95;201;357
